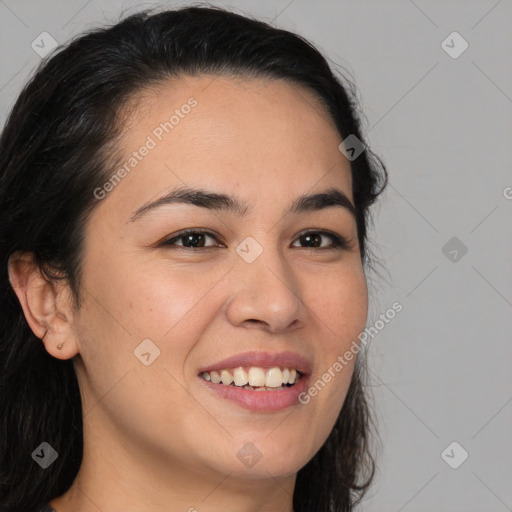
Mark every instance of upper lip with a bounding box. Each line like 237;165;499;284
198;350;312;375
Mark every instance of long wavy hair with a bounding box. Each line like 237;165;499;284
0;5;387;511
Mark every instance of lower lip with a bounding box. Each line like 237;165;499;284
200;375;310;412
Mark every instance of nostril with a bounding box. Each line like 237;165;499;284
244;319;264;327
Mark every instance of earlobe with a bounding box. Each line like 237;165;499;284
7;251;79;360
41;330;76;360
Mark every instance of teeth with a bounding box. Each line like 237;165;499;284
201;366;301;388
210;370;221;384
248;367;266;387
220;369;233;385
265;367;283;388
233;367;248;386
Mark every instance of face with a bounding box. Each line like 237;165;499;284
71;75;368;486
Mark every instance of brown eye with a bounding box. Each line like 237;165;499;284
292;231;349;250
162;230;220;249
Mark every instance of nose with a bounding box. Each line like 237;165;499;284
224;242;308;334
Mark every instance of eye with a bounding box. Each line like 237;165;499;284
292;230;350;250
161;229;222;249
160;229;350;251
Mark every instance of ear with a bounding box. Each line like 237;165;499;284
7;251;79;360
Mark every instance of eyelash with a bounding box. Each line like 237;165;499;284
160;229;350;251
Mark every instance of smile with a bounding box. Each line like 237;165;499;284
200;366;302;390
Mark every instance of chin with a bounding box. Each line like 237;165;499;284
214;439;315;480
227;460;307;481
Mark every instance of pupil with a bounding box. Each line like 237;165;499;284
184;233;205;247
182;233;321;248
302;233;321;247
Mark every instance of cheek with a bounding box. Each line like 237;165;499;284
88;252;219;333
305;262;368;348
301;263;367;414
81;254;230;379
74;256;225;448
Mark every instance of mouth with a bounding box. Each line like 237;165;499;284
197;351;311;412
200;366;303;391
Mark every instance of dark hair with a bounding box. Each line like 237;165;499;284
0;5;387;511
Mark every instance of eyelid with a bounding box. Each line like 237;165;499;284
160;228;350;251
293;229;350;249
160;229;223;248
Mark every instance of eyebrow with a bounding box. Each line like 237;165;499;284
127;185;356;222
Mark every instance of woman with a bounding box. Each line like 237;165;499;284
0;5;387;512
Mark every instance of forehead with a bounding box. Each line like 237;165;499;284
127;73;336;127
122;74;341;158
95;74;353;224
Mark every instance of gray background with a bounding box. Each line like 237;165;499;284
1;1;511;510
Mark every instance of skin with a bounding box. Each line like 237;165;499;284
8;75;368;512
